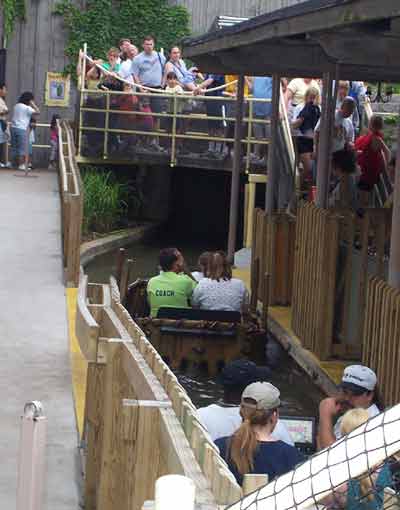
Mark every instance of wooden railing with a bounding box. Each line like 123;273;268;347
76;271;242;510
291;203;391;361
58;120;83;287
251;208;295;309
363;277;400;407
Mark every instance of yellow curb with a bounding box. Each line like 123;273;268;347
66;288;87;439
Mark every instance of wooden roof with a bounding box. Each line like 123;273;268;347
183;0;400;81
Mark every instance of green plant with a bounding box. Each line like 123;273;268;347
2;0;26;44
54;0;190;80
82;167;129;234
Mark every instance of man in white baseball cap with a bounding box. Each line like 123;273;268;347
318;365;379;449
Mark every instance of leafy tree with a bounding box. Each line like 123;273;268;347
54;0;190;79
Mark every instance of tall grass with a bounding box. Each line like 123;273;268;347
82;169;128;234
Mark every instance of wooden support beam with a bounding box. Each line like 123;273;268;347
316;71;335;208
389;125;400;289
227;75;245;263
266;74;280;214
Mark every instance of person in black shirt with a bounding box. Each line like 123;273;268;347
215;382;304;485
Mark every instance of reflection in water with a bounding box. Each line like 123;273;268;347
176;350;323;416
85;236;324;417
86;235;206;284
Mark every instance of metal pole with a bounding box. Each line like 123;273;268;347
388;125;400;289
316;71;334;208
227;75;245;263
266;74;280;214
16;401;47;510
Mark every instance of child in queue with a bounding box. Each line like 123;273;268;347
48;114;60;171
165;71;186;153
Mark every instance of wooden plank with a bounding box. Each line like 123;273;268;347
243;474;269;495
126;403;161;510
76;274;100;362
98;341;135;510
85;363;106;510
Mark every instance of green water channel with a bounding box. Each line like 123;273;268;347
85;234;324;418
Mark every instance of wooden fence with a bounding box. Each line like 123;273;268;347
58;120;83;287
291;203;391;361
76;270;243;510
363;277;400;407
291;203;339;360
251;208;295;307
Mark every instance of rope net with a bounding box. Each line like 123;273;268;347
228;405;400;510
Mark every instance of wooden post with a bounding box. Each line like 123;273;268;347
116;248;126;286
84;363;106;510
227;74;245;263
316;71;335;208
388;125;400;289
265;74;280;214
246;180;256;248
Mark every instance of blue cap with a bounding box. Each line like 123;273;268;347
218;359;271;387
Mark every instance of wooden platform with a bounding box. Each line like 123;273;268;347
233;266;349;395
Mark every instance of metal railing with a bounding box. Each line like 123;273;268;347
77;87;272;169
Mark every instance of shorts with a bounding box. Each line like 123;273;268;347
253;115;271;140
295;136;313;155
11;127;27;157
146;88;166;114
50;139;58;161
205;96;223;131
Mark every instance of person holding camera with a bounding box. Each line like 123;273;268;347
317;365;380;450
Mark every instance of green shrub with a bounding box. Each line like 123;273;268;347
82;168;128;234
54;0;190;80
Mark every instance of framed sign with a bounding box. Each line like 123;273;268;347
45;72;70;107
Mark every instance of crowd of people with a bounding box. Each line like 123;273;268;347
0;83;60;172
196;357;395;506
145;247;396;501
78;38;395;209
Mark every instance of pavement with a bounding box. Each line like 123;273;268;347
0;169;80;508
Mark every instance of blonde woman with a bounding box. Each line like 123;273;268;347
291;86;321;184
215;382;303;485
323;408;393;510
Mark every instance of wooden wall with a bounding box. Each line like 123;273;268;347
4;0;81;125
169;0;307;34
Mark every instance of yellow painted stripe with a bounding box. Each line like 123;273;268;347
66;288;87;439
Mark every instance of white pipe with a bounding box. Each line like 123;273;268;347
228;405;400;510
155;475;195;510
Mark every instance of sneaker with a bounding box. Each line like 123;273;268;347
18;164;27;171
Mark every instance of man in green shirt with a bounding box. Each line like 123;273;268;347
147;247;197;317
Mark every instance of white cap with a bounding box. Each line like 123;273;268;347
341;365;377;392
241;382;281;410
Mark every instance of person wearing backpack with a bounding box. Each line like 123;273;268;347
132;35;166;151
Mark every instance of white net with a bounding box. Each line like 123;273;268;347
228;405;400;510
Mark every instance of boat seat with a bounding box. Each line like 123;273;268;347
156;307;241;323
156;308;241;338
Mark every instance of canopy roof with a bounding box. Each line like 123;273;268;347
183;0;400;81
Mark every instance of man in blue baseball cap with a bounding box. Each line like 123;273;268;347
196;359;293;445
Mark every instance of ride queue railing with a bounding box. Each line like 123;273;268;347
58;120;83;287
77;87;272;169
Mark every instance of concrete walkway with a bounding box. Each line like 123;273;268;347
0;169;79;508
